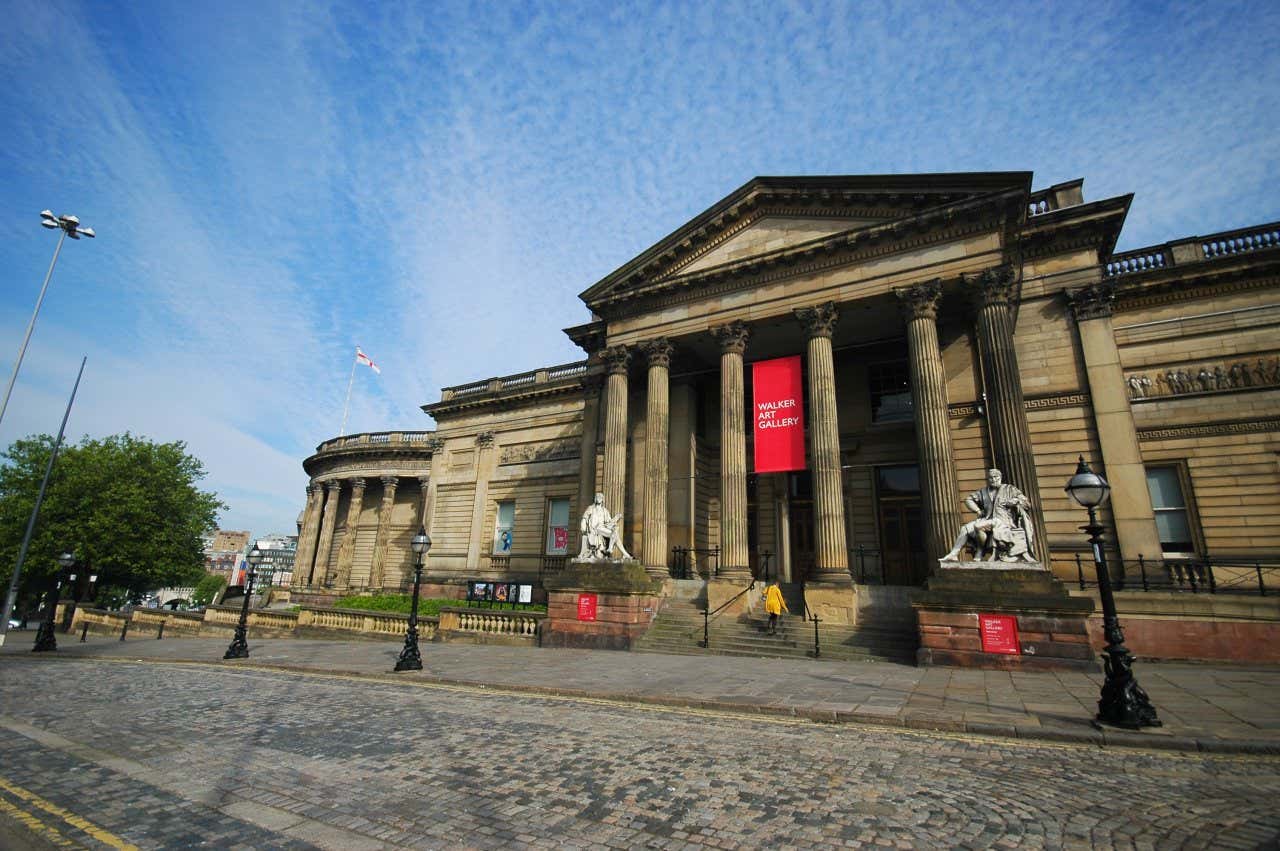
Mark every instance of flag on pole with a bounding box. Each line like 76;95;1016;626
355;347;381;374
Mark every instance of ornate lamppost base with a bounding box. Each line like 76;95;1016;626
394;631;422;672
223;628;250;659
1094;649;1162;729
32;622;57;652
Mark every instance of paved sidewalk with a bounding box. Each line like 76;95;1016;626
3;632;1278;754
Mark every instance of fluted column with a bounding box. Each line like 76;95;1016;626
711;322;751;579
293;484;324;586
972;267;1047;562
795;303;850;583
641;339;674;578
333;477;366;588
367;476;400;589
577;373;605;517
311;479;344;586
896;281;963;566
601;346;631;519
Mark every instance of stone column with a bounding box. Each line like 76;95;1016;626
601;346;631;518
971;268;1047;562
896;281;963;566
576;373;604;518
293;484;324;587
794;303;850;583
367;476;400;589
641;339;674;578
1068;284;1163;570
311;479;344;586
332;477;366;589
711;322;751;579
418;474;432;529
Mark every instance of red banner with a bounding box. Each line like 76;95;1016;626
576;593;598;622
752;355;806;473
979;614;1020;655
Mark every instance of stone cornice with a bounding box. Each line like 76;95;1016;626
1018;195;1132;262
1111;263;1280;313
564;320;606;355
586;186;1030;320
303;444;434;478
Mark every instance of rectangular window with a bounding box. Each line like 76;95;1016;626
494;500;515;554
545;498;570;555
1145;466;1196;554
868;360;913;423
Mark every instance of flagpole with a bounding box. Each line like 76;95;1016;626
340;350;358;436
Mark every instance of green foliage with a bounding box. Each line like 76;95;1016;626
191;573;227;607
331;593;546;616
0;433;225;605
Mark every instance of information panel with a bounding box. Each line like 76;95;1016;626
576;593;598;622
979;613;1021;655
752;355;806;473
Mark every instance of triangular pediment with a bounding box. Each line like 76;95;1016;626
580;172;1032;314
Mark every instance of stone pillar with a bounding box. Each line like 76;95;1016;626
312;479;344;586
333;477;366;589
971;268;1047;562
795;303;850;583
1068;284;1163;570
711;322;751;579
418;475;432;529
601;346;631;518
577;374;604;518
367;476;400;590
896;281;964;565
641;339;674;578
293;484;324;586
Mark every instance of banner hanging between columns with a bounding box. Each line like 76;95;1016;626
752;354;806;473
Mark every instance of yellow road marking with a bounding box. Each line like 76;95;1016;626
0;776;138;850
0;793;80;848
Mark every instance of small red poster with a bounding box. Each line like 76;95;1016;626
553;526;568;550
979;614;1020;655
576;593;598;622
752;355;806;473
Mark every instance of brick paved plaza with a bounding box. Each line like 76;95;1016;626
1;647;1278;849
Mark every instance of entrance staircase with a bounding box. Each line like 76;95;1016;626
633;581;917;664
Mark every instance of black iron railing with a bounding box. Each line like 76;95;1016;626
698;576;756;649
851;544;884;584
670;546;720;579
1071;553;1279;596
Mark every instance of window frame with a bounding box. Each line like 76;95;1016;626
493;499;515;556
544;496;571;556
1144;461;1203;558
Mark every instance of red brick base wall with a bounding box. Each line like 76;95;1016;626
1088;617;1280;663
916;608;1099;672
542;591;660;650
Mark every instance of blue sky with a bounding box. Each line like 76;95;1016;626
2;0;1277;536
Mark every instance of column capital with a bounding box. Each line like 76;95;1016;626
348;476;367;491
475;431;494;448
894;280;943;322
794;302;839;339
380;475;399;489
603;345;631;374
306;482;318;496
324;479;343;493
418;475;431;490
640;337;674;368
1066;282;1116;321
710;321;750;354
426;436;444;453
968;266;1018;309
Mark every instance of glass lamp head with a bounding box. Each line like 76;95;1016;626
1065;456;1111;509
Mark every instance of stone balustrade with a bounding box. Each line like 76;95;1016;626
440;360;587;401
1105;221;1279;277
313;430;436;454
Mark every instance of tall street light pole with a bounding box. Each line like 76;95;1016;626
224;544;265;659
1065;456;1161;730
0;211;95;431
394;528;432;672
32;551;75;652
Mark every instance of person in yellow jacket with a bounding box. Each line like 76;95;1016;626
763;580;788;635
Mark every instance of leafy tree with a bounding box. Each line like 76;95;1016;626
191;573;227;607
0;433;225;609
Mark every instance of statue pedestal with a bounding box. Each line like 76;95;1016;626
913;562;1098;672
541;560;662;651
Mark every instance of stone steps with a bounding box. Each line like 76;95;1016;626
634;599;917;664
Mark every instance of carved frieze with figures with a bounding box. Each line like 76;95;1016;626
499;439;581;466
1126;355;1280;400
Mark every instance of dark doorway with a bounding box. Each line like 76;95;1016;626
876;465;927;585
787;471;815;583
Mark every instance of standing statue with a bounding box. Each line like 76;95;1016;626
941;468;1037;563
577;492;633;561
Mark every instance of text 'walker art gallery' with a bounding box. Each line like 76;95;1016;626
288;172;1280;670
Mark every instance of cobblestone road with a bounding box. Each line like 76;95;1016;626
0;658;1277;850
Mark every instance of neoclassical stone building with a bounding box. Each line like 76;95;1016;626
292;172;1280;620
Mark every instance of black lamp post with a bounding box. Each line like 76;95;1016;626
1065;456;1161;729
394;527;432;672
224;543;264;660
33;552;75;652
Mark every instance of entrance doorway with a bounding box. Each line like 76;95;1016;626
786;472;815;583
875;465;927;585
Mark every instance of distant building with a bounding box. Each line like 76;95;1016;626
205;529;252;582
254;534;298;587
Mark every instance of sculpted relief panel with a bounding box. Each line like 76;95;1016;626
499;439;580;466
1126;356;1280;399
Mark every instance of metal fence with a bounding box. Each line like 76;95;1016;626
670;546;720;579
1072;553;1279;595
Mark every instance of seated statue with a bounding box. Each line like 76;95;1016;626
941;468;1037;563
577;492;633;561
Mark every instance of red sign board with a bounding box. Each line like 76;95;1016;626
576;593;598;622
752;355;806;473
979;614;1021;655
553;526;568;550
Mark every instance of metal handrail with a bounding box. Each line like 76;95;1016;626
698;577;756;649
1071;553;1279;596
